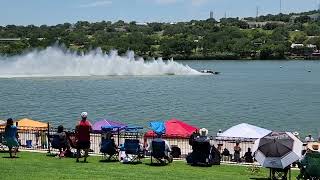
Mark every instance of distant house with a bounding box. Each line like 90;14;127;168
291;43;317;50
115;27;127;32
244;21;285;28
290;13;320;22
136;22;148;26
0;38;21;42
308;13;320;21
291;43;304;49
306;44;317;49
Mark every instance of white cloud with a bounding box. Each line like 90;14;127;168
191;0;208;6
79;1;112;8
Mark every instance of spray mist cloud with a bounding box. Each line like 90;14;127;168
0;46;201;78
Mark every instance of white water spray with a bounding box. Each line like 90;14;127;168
0;46;202;78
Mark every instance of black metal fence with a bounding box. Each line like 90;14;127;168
0;126;255;162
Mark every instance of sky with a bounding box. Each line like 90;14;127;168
1;0;320;26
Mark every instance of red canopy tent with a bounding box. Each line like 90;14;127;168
144;118;199;138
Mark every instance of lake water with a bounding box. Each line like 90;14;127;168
0;60;319;137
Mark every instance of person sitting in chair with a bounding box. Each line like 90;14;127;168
148;134;172;163
243;148;253;163
56;125;70;158
189;129;200;146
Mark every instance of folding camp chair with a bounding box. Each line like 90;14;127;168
150;141;170;165
0;133;6;151
100;139;118;161
269;167;291;180
297;152;320;180
189;139;213;166
123;139;143;163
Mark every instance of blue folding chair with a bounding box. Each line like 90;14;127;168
151;141;170;165
123;139;143;163
100;139;118;161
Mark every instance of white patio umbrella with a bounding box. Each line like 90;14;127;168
252;132;303;169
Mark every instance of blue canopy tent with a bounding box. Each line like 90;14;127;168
149;121;166;135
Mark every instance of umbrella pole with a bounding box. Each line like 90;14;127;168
47;122;50;153
117;128;120;147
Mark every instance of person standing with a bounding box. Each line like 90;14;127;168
233;142;241;163
75;112;92;163
4;118;19;158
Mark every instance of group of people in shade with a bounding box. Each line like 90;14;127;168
189;128;254;163
3;112;92;162
3;112;173;163
4;113;315;163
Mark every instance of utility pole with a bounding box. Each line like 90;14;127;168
210;11;213;19
256;6;259;21
280;0;282;14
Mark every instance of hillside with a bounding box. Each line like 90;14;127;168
1;10;320;59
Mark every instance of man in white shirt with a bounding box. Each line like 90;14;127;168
148;134;172;162
305;134;315;142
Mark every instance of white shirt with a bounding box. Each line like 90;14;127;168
148;138;171;152
305;136;314;142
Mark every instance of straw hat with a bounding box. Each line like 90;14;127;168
200;128;208;136
307;142;320;152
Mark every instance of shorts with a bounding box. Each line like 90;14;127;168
77;141;90;149
5;137;19;148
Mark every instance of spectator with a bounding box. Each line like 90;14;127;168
305;134;314;142
197;128;209;142
217;144;223;153
216;129;222;136
233;142;241;163
35;131;40;147
40;130;47;148
148;134;173;163
75;112;92;163
243;148;253;163
56;125;69;158
189;129;200;146
4;118;19;158
221;148;232;161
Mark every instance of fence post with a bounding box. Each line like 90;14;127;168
47;122;50;153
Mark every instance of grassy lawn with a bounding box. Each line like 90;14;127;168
0;151;298;180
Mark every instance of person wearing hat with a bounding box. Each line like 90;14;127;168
75;112;92;163
197;128;209;142
216;129;222;137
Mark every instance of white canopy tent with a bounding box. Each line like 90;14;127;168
217;123;272;140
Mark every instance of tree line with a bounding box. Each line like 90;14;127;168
1;10;320;60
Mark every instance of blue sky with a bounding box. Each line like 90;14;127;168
0;0;319;25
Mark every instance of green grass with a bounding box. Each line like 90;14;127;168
0;151;298;180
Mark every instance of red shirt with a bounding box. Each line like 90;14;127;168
76;120;92;142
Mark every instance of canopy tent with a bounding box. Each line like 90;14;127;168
217;123;271;140
149;121;166;135
15;118;48;130
92;119;127;133
145;118;199;138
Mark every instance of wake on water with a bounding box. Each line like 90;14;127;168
0;46;202;78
